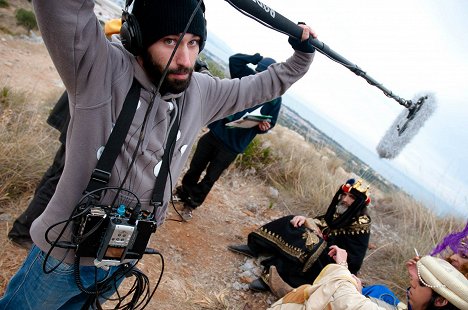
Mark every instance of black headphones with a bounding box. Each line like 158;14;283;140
120;0;207;56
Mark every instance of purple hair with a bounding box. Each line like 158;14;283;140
430;221;468;257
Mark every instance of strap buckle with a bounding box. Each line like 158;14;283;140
91;169;111;184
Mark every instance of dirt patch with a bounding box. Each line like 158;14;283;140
0;35;63;101
134;179;287;309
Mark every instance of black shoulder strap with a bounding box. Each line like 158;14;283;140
150;105;180;208
84;79;141;197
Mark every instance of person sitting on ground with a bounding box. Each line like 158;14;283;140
358;221;468;308
175;52;282;221
269;222;468;308
228;178;372;292
267;245;468;310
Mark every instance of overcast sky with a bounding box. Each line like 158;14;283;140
203;0;468;216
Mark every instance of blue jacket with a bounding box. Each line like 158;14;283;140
208;53;282;154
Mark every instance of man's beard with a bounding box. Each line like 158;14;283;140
335;201;349;215
142;50;193;94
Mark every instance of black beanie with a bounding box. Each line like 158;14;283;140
132;0;206;51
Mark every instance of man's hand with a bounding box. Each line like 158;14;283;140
290;215;307;227
298;23;317;41
258;121;271;132
328;245;348;267
288;23;317;53
405;256;421;268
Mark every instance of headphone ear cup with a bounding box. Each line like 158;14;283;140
120;12;143;56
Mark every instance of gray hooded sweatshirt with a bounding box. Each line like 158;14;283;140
31;0;314;265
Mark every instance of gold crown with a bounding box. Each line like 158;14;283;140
351;179;370;195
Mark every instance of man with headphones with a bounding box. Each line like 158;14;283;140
0;0;316;308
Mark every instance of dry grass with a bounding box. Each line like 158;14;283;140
0;86;59;293
255;129;339;215
193;289;230;309
0;86;58;204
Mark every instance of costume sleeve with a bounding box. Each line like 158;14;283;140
304;265;389;310
330;281;391;310
337;233;370;274
229;53;263;79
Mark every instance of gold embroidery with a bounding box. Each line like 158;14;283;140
303;229;320;249
254;227;307;262
328;215;372;237
302;240;327;272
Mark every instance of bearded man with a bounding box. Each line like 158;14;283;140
228;178;372;292
0;0;317;307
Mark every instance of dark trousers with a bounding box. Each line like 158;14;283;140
8;144;65;240
181;132;238;207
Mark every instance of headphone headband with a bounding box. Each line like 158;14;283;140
120;0;207;56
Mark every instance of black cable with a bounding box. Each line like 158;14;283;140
82;252;164;310
165;94;189;223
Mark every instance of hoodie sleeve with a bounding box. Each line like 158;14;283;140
32;0;121;108
199;51;314;127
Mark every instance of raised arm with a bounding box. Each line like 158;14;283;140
33;0;116;99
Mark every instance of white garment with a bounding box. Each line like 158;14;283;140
268;264;406;310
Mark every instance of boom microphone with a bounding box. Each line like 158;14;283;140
225;0;436;159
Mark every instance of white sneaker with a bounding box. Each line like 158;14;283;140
180;206;194;221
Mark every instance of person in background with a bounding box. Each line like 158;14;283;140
0;0;317;307
228;178;371;292
268;245;468;310
267;219;468;309
176;52;282;221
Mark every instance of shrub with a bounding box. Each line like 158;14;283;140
15;8;37;32
0;0;9;8
234;137;275;175
205;59;226;79
1;86;10;107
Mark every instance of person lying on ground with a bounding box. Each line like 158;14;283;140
228;178;372;292
267;245;468;310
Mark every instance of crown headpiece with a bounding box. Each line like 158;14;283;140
342;178;371;205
